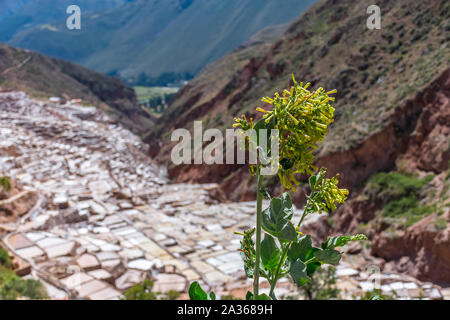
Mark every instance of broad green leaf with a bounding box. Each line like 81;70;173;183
262;194;297;242
314;249;341;265
279;223;297;242
209;292;216;300
290;259;309;287
322;234;368;250
246;291;253;300
188;282;208;300
306;261;321;276
280;192;293;220
288;235;313;261
261;234;281;272
271;198;283;217
289;236;322;276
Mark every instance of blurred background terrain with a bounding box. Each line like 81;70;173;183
0;0;449;300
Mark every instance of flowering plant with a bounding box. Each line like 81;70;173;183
190;75;366;300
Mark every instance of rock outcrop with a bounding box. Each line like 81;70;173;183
371;211;450;286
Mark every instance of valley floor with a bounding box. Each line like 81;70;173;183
0;92;446;300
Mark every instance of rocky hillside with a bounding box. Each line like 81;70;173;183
145;0;450;284
147;0;449;198
0;43;153;134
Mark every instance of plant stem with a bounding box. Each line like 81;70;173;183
269;244;289;299
297;204;310;228
304;256;317;265
253;168;263;300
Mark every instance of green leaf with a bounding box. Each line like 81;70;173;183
257;293;272;300
314;249;341;265
246;291;253;300
279;223;297;242
188;282;208;300
309;175;317;190
322;234;368;250
306;261;321;276
262;194;297;242
261;235;281;272
290;259;309;287
209;292;216;300
288;236;322;277
244;263;254;278
288;235;313;261
280;192;293;219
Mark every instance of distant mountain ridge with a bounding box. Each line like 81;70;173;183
1;0;316;83
0;42;153;134
0;0;129;39
0;0;31;21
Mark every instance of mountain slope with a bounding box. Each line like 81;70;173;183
144;0;450;285
0;43;153;134
146;0;449;196
4;0;316;81
0;0;31;21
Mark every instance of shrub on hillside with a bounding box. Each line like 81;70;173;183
0;176;11;192
0;266;48;300
0;248;12;268
122;280;157;300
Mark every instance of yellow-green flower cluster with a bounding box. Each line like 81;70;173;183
262;75;337;190
306;168;349;215
233;114;253;131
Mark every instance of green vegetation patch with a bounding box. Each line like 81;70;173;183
134;86;178;115
0;247;48;300
0;267;48;300
0;248;13;268
365;172;435;227
434;217;447;231
122;279;157;300
297;266;341;300
0;176;11;192
358;288;397;300
122;279;182;300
